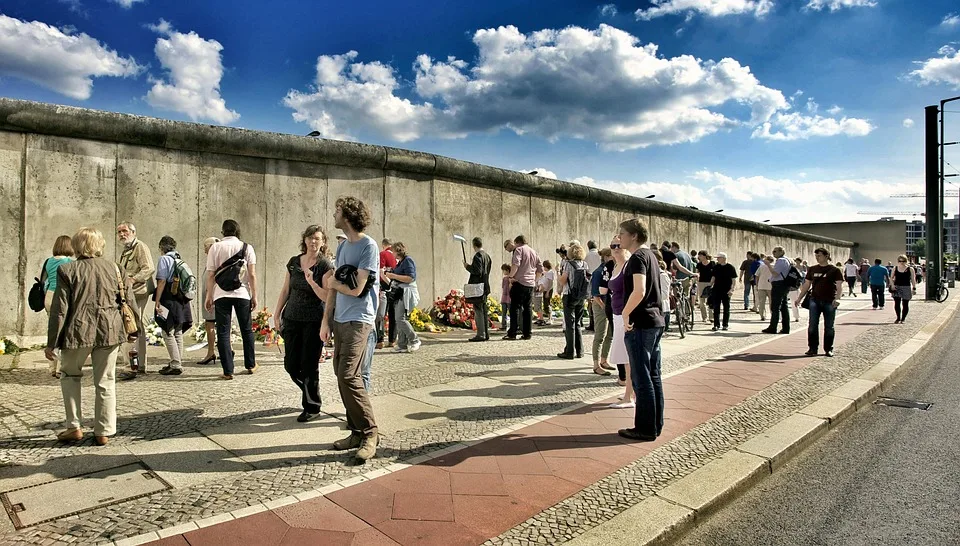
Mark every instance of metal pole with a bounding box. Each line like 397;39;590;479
926;105;942;300
942;95;960;272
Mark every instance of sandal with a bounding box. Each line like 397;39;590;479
599;363;615;370
593;367;612;376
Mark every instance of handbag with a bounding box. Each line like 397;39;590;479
463;283;485;300
114;265;140;338
28;258;51;313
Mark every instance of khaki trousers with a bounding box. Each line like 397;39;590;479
332;321;378;436
44;291;59;375
696;282;713;322
60;345;120;436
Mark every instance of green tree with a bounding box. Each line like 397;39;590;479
912;239;926;258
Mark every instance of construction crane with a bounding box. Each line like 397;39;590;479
856;211;949;217
890;191;960;198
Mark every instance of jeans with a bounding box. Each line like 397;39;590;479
768;282;790;333
807;299;837;353
362;328;376;392
743;283;752;309
507;283;534;338
625;327;665;437
395;297;419;349
215;297;256;376
500;302;510;330
332;321;377;436
591;300;612;363
473;300;489;339
375;291;387;343
282;319;323;413
562;297;584;356
60;345;119;436
712;293;731;328
860;276;869;294
870;284;885;308
846;277;856;295
160;326;184;369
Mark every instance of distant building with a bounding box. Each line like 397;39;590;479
776;219;905;265
905;215;959;257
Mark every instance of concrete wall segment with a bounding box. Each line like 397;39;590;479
385;172;435;306
0;132;23;336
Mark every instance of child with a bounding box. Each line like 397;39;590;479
536;260;555;326
659;260;672;334
500;263;512;331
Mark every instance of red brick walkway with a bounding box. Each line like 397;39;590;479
151;307;885;546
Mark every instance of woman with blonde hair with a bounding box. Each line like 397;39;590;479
607;235;634;405
557;240;588;359
890;254;917;324
42;235;75;378
197;237;220;365
45;228;139;446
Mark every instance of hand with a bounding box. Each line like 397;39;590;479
204;296;213;312
832;300;840;308
304;268;316;287
250;298;258;311
319;321;331;343
44;347;56;361
275;316;283;333
623;317;634;332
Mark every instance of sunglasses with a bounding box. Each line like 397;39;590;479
610;244;620;249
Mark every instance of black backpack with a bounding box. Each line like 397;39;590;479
28;259;50;312
567;262;590;303
786;264;803;290
214;243;248;291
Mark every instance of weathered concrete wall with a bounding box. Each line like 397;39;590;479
0;99;853;339
778;220;904;265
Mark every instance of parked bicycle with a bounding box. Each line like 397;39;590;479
671;279;694;338
935;277;949;303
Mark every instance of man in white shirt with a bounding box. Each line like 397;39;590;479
584;241;602;331
843;259;860;297
204;219;258;379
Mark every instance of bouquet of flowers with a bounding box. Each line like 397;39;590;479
252;308;278;342
145;320;165;346
0;338;6;356
486;296;501;323
409;307;445;333
431;289;475;329
189;322;243;344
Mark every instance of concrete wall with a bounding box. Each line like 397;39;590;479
0;99;853;340
777;220;906;265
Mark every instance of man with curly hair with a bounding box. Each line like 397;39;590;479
320;196;380;461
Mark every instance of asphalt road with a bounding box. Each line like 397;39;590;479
675;314;960;546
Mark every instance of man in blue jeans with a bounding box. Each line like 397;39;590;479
867;258;890;310
617;218;665;442
795;248;845;357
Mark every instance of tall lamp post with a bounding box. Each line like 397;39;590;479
931;96;960;298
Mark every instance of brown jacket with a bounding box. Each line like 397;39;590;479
47;257;140;350
118;239;155;297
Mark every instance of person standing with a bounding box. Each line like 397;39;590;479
670;242;697;307
739;251;755;311
868;258;890;310
535;261;555;326
154;236;193;376
695;251;715;323
890;255;917;324
754;255;774;322
116;222;155;380
45;228;139;446
607;237;631;392
762;247;792;335
204;219;258;380
383;242;421;352
197;237;220;365
499;263;512;331
320;196;379;461
584;240;602;331
618;219;665;442
795;248;844;357
464;237;492;342
275;225;333;422
378;238;398;348
590;248;614;372
709;253;738;331
503;235;543;341
42;236;75;378
843;259;859;297
858;259;870;295
790;257;803;323
557;241;588;359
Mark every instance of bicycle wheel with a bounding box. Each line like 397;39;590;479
682;299;694;331
938;286;949;303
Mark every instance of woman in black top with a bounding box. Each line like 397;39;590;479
275;225;334;422
889;255;917;324
695;251;715;323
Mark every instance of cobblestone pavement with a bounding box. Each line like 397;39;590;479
0;299;942;545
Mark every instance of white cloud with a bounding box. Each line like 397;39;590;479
145;19;239;124
635;0;773;20
943;13;960;28
286;25;864;150
569;170;921;225
805;98;819;113
804;0;877;11
826;105;843;115
752;111;874;141
110;0;145;8
600;4;618;17
910;45;960;89
522;168;558;179
0;15;141;100
903;118;915;128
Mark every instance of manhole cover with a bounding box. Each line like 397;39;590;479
874;397;933;411
1;462;171;529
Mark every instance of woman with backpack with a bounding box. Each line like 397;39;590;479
154;236;194;376
557;240;588;360
42;235;75;378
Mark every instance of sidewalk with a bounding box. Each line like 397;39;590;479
0;295;951;545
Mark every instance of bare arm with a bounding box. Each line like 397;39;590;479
204;270;215;312
155;279;167;303
331;270;374;298
305;270;330;302
673;259;694;276
622;272;647;329
247;263;258;308
320;270;337;343
557;269;569;292
275;272;291;330
385;271;414;284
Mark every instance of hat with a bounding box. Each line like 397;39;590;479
716;252;728;259
335;232;347;240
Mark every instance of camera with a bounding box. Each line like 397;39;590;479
556;247;567;257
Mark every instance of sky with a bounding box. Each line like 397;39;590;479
2;0;960;224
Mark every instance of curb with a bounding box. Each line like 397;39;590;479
567;296;959;546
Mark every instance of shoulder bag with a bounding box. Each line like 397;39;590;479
114;264;140;338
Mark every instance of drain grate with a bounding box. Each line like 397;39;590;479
1;462;171;529
874;397;933;411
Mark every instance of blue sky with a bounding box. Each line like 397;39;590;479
2;0;960;223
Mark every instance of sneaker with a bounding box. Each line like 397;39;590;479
617;428;656;442
118;370;138;381
609;401;636;409
394;345;407;353
297;411;320;423
246;363;259;374
721;326;728;331
761;328;778;334
333;432;363;451
356;433;379;461
158;365;183;376
825;350;834;357
711;326;718;331
409;340;422;353
804;349;818;356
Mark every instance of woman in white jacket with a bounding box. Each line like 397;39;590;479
755;255;774;322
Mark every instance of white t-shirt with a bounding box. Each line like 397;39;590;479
206;236;257;301
538;269;555;292
659;270;672;313
844;263;859;277
585;249;602;273
756;262;774;291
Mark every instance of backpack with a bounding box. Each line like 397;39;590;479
28;259;50;312
171;259;197;300
215;243;248;292
786;264;803;290
567;262;589;303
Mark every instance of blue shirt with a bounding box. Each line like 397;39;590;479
590;263;605;297
156;251;179;282
394;256;417;280
749;259;762;277
334;235;380;325
868;265;890;286
772;257;791;281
